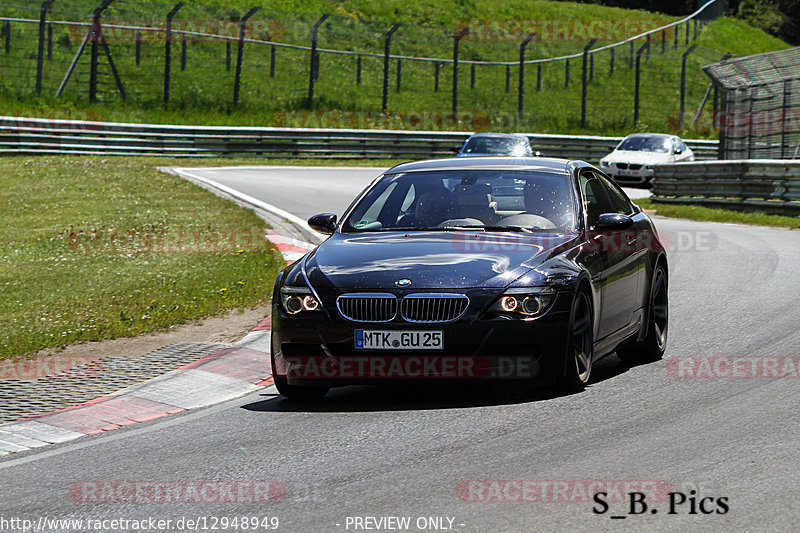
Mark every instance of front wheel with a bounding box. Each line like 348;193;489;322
560;290;593;393
618;264;668;364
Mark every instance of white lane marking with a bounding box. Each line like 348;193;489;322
0;421;85;444
0;385;278;469
169;168;319;241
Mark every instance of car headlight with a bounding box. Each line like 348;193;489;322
280;286;322;315
488;287;556;318
600;160;610;167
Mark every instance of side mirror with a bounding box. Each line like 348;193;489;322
595;213;634;230
450;145;463;154
308;213;337;235
673;147;683;155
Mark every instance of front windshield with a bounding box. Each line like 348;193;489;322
462;137;531;156
341;169;576;232
617;135;671;153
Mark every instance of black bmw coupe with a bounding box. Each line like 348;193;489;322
271;157;668;399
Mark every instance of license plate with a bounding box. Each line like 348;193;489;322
355;330;443;350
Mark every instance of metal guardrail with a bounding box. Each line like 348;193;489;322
0;115;719;162
652;160;800;214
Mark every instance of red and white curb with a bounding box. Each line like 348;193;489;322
266;230;316;263
0;233;315;457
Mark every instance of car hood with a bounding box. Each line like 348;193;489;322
304;231;577;290
602;150;673;165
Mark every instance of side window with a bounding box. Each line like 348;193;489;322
579;171;615;227
595;172;633;215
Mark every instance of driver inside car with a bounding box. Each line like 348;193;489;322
398;186;454;227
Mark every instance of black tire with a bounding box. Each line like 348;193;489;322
618;263;668;364
560;289;593;393
271;353;329;400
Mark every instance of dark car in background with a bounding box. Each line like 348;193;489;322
456;132;535;157
271;157;668;399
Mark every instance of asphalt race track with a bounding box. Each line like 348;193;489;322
1;166;798;533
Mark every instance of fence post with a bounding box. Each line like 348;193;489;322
674;23;679;48
382;22;401;112
180;34;186;70
4;21;9;54
452;27;468;115
505;65;510;93
629;41;633;67
679;44;698;130
646;35;650;60
307;13;330;109
609;47;614;75
685;21;689;45
693;19;698;40
589;54;594;81
355;55;361;85
536;64;541;91
661;29;665;53
518;32;535;120
633;42;648;125
270;44;276;77
89;0;114;103
434;62;440;92
226;41;231;71
581;38;598;128
693;53;731;128
135;30;141;65
47;23;53;60
564;59;569;88
396;59;402;92
164;2;184;105
36;0;55;95
233;6;260;106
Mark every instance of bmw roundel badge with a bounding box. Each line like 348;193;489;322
396;278;412;287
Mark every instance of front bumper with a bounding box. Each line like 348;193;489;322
271;291;572;387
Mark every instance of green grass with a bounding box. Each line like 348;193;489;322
637;198;800;228
0;3;790;136
0;156;287;359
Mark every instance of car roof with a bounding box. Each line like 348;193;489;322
466;132;529;139
623;133;676;139
386;156;587;174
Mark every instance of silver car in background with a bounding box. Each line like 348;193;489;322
600;133;694;186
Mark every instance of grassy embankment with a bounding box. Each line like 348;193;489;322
0;1;789;136
0;156;297;359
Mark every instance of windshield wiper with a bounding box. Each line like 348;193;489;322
439;225;535;233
